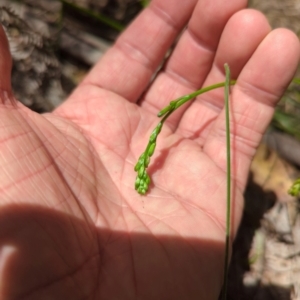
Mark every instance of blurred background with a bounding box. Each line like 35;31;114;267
0;1;300;299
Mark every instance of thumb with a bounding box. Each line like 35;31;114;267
0;24;13;104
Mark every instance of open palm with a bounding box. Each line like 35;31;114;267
0;1;299;299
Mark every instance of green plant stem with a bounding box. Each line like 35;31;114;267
220;63;231;300
60;0;125;31
158;80;236;117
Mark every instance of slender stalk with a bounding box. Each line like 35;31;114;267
61;0;125;31
158;80;236;117
220;63;231;300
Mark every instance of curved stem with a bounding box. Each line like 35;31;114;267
134;79;237;195
158;80;236;117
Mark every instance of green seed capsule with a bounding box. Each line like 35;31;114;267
170;100;176;108
138;165;145;178
157;106;170;117
143;173;150;185
139;179;144;187
150;122;163;143
134;153;145;171
149;132;157;143
156;122;162;133
144;156;150;167
137;186;146;195
143;181;148;190
135;177;140;190
148;142;156;157
134;161;141;172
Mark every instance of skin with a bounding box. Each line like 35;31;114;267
0;0;299;299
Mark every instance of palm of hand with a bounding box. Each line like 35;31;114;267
1;1;299;299
1;83;229;300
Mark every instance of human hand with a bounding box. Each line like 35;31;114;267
0;1;299;299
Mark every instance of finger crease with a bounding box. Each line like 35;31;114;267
187;25;216;54
165;68;200;91
236;80;279;108
149;3;181;31
114;40;155;71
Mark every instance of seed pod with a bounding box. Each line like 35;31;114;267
134;153;145;171
156;122;162;134
157;106;170;117
134;161;141;172
144;156;150;167
150;122;163;143
143;181;148;190
170;100;176;108
135;177;140;190
137;186;146;195
138;165;145;178
148;142;156;157
149;132;157;143
143;173;150;185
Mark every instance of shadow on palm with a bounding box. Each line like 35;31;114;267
0;204;224;299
